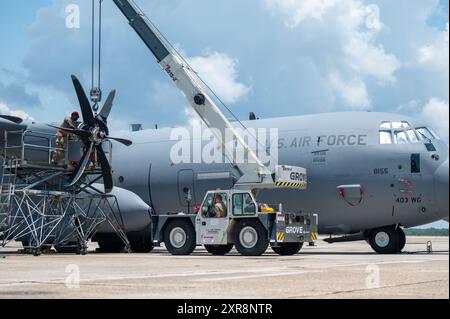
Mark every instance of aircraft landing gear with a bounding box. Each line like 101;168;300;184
368;226;405;254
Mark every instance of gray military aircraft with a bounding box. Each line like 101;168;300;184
110;112;449;254
1;0;448;255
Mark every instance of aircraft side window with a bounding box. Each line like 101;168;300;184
379;131;392;144
406;129;419;143
416;127;435;141
427;127;439;139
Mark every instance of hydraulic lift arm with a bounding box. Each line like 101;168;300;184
112;0;306;190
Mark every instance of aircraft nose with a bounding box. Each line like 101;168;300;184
434;159;449;219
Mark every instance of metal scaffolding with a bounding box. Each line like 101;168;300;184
0;129;129;255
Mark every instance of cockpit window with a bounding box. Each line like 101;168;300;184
380;121;391;130
392;121;410;129
405;129;419;143
394;131;408;144
379;121;422;145
416;127;437;141
379;131;392;144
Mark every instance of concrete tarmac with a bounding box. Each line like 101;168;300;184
0;236;448;299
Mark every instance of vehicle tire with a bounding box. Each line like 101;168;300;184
130;236;154;253
271;242;304;256
234;219;268;256
163;219;196;255
369;226;400;254
97;241;125;253
54;242;79;254
205;244;233;255
397;228;406;253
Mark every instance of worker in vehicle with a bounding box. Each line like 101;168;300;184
214;194;227;218
52;111;81;165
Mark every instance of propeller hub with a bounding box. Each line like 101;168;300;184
90;126;105;145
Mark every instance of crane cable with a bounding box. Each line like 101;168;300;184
90;0;103;112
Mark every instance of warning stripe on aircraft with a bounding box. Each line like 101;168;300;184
275;182;306;189
277;232;285;242
310;232;318;241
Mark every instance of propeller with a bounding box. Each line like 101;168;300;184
50;75;132;193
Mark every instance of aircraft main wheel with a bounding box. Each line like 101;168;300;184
369;226;400;254
271;242;304;256
234;219;268;256
163;220;196;255
204;244;233;255
130;236;154;253
97;241;125;253
397;228;406;253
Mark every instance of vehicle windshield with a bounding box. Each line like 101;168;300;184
379;121;438;145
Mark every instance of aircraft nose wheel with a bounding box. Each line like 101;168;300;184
369;226;404;254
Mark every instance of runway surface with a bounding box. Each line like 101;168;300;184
0;236;448;299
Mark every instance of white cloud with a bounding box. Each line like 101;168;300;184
0;101;34;122
183;106;202;128
187;52;251;104
344;36;399;84
264;0;400;106
419;22;449;71
328;73;371;110
421;98;449;141
265;0;339;27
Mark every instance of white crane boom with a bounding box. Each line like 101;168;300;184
113;0;307;190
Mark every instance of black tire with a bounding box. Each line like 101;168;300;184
397;228;406;253
163;219;196;255
97;241;125;253
271;242;304;256
205;244;234;255
369;226;400;254
130;236;154;253
234;219;268;256
54;242;79;254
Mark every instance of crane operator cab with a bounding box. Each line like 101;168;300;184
195;189;318;256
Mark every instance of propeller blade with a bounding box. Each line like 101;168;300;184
106;137;133;147
65;142;94;187
47;124;92;139
98;90;116;120
96;144;113;193
71;75;95;126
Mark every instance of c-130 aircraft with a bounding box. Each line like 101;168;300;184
1;0;448;254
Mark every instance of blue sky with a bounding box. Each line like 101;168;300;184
0;0;448;228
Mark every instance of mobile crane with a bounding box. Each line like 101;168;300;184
112;0;318;256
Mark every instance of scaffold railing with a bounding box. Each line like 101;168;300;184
0;129;129;255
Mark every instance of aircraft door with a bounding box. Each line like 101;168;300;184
196;192;230;245
177;169;196;212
